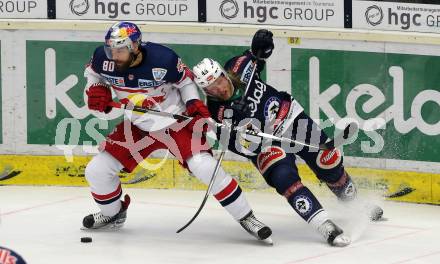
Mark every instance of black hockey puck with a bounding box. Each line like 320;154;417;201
81;237;92;243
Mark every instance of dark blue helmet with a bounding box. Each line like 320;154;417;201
104;21;142;59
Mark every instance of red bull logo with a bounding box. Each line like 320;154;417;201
125;26;138;36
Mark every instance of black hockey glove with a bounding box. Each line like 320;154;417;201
251;29;274;59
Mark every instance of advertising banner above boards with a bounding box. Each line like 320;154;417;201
206;0;344;28
57;0;198;21
0;0;47;18
353;0;440;33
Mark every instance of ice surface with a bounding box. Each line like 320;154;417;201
1;186;439;264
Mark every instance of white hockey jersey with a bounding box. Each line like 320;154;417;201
84;41;199;131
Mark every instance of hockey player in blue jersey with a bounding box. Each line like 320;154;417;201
192;29;384;247
81;21;273;244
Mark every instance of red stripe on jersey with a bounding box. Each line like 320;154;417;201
92;183;122;201
214;179;238;201
112;86;150;93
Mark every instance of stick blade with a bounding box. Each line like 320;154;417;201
176;197;207;233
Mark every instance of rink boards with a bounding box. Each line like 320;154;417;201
0;21;439;205
0;154;439;205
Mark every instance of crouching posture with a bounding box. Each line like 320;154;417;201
81;21;272;244
192;29;383;246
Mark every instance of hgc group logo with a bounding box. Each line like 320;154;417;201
66;0;191;19
355;1;440;33
70;0;89;16
220;0;239;20
365;5;383;26
211;0;341;27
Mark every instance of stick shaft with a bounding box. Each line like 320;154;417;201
176;150;226;233
109;101;354;150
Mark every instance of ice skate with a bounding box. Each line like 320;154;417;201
82;194;131;230
239;211;273;245
317;220;351;247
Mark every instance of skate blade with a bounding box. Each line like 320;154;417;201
372;216;388;222
332;235;351;247
260;236;274;246
80;222;125;231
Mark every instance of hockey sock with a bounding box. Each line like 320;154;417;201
186;152;251;220
285;182;326;223
85;151;124;216
326;171;357;202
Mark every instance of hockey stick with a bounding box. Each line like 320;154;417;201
176;55;261;232
108;102;358;150
175;55;263;232
108;101;229;232
234;122;358;151
239;51;261;105
384;187;415;198
108;101;190;121
176;150;226;233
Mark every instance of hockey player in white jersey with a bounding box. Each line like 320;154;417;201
81;21;272;243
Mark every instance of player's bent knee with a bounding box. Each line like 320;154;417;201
314;148;345;182
85;151;123;183
268;164;301;196
186;152;231;194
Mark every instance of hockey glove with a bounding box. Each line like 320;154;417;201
251;29;274;59
86;83;113;113
185;99;211;133
185;99;211;118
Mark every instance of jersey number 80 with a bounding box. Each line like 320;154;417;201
103;61;115;72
